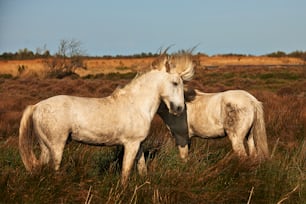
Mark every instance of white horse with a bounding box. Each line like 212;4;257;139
19;69;185;186
158;88;270;162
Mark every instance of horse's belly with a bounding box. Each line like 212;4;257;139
71;127;122;145
71;122;149;146
190;123;225;138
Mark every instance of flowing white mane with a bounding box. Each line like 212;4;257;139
170;50;195;81
151;49;196;81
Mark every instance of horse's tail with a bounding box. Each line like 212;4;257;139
252;101;270;160
19;105;39;172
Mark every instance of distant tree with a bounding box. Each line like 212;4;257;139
288;51;306;61
0;46;51;60
0;52;15;60
35;44;50;58
44;39;86;78
16;48;35;59
42;50;51;58
266;51;287;58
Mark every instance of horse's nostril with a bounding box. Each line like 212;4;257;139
177;105;182;112
170;102;175;110
170;102;183;114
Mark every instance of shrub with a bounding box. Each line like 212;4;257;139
0;74;13;79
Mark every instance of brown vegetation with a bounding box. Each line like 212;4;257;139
0;55;304;77
0;59;305;203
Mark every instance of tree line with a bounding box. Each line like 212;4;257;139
0;48;51;60
1;38;306;61
0;39;159;61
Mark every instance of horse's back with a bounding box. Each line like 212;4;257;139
32;95;111;131
36;95;76;107
34;95;112;116
190;89;260;113
221;90;259;105
33;95;77;120
36;95;102;107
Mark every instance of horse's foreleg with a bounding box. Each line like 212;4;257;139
137;153;147;176
135;144;147;176
178;145;189;162
121;142;140;186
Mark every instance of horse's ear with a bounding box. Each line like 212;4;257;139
152;46;174;71
165;59;171;73
184;86;196;102
161;46;172;56
151;55;166;70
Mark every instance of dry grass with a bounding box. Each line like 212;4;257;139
0;62;305;203
1;55;304;77
0;57;155;77
198;55;304;67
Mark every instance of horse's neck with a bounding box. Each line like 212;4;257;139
187;90;211;102
195;89;209;96
114;73;161;119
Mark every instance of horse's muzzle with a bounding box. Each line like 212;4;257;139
170;102;184;116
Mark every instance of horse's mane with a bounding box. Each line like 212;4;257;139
110;69;159;98
170;50;195;81
151;49;195;81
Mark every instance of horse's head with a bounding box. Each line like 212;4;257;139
160;71;185;116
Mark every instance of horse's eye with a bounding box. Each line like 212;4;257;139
172;82;178;86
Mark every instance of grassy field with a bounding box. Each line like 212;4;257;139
0;62;305;203
0;55;304;77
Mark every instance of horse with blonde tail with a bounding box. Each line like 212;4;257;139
19;69;185;186
151;50;269;162
158;88;270;162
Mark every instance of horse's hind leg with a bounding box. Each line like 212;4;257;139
33;111;69;171
225;123;248;158
224;103;252;159
228;133;248;158
41;130;69;171
247;131;257;158
51;138;67;171
38;138;50;165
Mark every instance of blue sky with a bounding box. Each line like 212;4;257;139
1;0;306;56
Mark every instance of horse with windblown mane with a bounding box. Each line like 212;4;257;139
19;65;185;186
151;51;269;163
158;87;269;162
